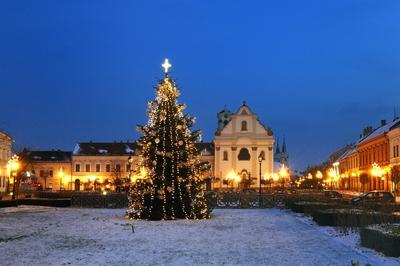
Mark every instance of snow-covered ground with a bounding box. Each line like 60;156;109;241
0;206;399;266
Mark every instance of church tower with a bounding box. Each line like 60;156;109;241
274;137;289;166
216;107;232;134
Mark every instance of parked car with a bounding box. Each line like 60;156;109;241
324;190;342;199
350;191;395;205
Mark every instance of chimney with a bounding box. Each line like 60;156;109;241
381;120;387;126
363;126;373;137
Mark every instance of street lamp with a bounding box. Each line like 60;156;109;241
128;155;134;187
316;171;323;179
8;155;20;200
279;164;289;189
371;163;385;190
258;154;264;207
226;170;240;191
58;168;64;192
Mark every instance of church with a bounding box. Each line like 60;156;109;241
211;102;275;190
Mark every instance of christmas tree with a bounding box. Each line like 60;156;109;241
127;59;211;220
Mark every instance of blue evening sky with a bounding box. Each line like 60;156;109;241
1;0;400;171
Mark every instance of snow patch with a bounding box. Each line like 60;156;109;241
73;144;81;155
0;207;399;265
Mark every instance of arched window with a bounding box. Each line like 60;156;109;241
241;121;247;131
223;151;228;161
238;148;251;161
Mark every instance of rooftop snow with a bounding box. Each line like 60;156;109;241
72;144;81;155
358;118;400;145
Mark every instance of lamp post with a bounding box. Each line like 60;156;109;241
258;154;263;207
8;155;20;200
128;155;134;183
58;168;64;192
371;163;384;190
279;164;289;190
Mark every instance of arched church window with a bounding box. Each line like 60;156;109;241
223;151;228;161
238;148;251;161
241;121;247;131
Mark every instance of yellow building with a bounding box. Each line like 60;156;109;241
388;122;400;191
337;147;359;190
71;142;215;191
0;131;13;194
71;142;137;191
24;150;72;191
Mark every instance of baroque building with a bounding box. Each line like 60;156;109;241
23;150;72;191
0;131;13;194
335;117;400;192
213;102;274;190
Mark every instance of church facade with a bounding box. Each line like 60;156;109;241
212;103;275;190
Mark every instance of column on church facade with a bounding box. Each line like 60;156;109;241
251;147;258;186
214;147;220;188
231;147;237;172
268;145;274;175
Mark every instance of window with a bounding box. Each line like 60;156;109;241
49;170;53;177
116;164;121;172
106;164;111;172
238;148;251;161
40;170;45;177
85;164;91;172
75;164;81;172
241;121;247;131
223;151;228;161
126;164;131;172
259;151;265;160
96;164;100;172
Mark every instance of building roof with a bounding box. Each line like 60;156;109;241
24;150;72;162
217;102;273;136
195;142;215;156
73;142;137;156
330;144;355;164
336;147;357;162
73;141;214;156
0;130;14;141
358;118;400;145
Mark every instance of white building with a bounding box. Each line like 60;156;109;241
213;102;275;190
0;131;13;194
388;122;400;167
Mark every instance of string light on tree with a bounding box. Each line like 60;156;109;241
127;59;211;221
